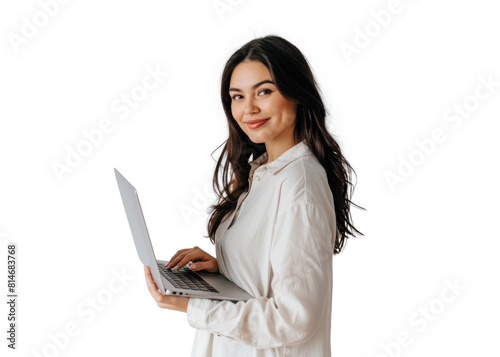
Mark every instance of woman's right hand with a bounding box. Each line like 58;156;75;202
165;246;219;273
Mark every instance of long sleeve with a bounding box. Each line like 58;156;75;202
186;202;334;349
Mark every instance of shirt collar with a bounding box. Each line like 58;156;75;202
249;139;314;175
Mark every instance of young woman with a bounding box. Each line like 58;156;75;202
144;34;364;356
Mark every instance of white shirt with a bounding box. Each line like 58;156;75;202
187;139;337;357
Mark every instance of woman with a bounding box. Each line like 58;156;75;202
144;34;364;356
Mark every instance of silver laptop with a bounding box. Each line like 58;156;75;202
114;168;252;301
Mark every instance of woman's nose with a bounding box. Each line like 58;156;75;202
243;97;259;114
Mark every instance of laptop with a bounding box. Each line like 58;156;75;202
114;168;252;302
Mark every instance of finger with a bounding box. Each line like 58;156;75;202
166;248;192;268
169;246;202;269
144;266;158;290
144;266;155;285
189;260;217;273
174;249;206;270
165;249;190;268
166;251;191;269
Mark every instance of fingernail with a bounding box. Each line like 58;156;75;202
190;264;197;270
173;265;179;270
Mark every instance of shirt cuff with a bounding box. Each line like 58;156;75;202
186;297;214;329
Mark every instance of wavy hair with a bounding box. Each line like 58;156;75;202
204;35;364;254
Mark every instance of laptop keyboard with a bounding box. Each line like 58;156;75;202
157;264;219;293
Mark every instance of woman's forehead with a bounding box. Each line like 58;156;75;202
229;61;273;88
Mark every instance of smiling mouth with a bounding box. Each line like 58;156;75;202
246;118;270;124
246;118;269;129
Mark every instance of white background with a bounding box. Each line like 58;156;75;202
1;0;499;356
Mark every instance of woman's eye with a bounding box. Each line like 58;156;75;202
231;89;271;101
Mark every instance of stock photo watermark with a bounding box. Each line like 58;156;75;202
4;237;18;350
178;141;260;224
7;0;71;54
179;183;214;224
1;233;18;349
374;277;466;357
384;73;499;191
340;0;415;64
30;266;134;357
50;64;169;183
213;0;244;21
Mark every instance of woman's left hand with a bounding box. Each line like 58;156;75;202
144;265;190;313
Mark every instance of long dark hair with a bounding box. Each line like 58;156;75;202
204;35;364;254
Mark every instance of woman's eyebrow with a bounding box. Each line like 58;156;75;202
229;79;274;92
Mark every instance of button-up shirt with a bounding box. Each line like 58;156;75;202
187;139;337;357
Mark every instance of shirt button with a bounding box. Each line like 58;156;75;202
254;175;260;181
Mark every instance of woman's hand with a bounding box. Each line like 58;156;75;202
165;246;219;273
144;265;189;312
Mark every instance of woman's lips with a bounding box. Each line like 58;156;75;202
246;119;269;129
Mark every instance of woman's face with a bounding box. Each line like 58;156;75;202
229;60;297;145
